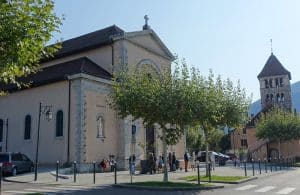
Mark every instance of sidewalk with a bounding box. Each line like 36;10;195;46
3;164;288;186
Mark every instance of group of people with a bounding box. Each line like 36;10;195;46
99;158;116;172
149;152;179;173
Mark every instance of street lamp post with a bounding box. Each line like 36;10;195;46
34;102;52;181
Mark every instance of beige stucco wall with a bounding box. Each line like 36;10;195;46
84;90;118;162
0;81;69;164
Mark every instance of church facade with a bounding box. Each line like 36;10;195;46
0;22;185;170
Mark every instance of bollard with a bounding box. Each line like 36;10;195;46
274;158;277;171
264;158;267;173
270;158;273;172
197;164;200;185
73;161;77;183
252;159;255;176
93;161;96;184
244;160;247;177
130;162;133;184
34;162;38;181
0;163;2;194
114;162;117;184
279;158;282;170
56;161;59;182
208;163;212;183
258;159;261;174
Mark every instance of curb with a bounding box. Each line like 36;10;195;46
113;184;224;191
3;177;29;184
49;171;69;179
201;176;258;184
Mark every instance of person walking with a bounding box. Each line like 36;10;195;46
129;154;136;174
148;153;154;174
172;152;177;172
184;151;189;172
168;152;172;172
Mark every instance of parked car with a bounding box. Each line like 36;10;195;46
0;152;34;176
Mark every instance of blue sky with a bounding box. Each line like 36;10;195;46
52;0;300;101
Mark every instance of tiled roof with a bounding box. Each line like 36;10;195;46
46;25;124;61
257;53;291;79
0;57;112;92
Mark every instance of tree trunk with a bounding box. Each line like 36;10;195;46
162;129;168;182
278;139;281;158
205;142;209;176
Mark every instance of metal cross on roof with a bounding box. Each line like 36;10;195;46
144;15;149;25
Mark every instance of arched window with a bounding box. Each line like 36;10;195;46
281;93;285;102
0;119;3;142
24;115;31;140
279;78;283;86
270;94;273;101
265;80;269;88
265;94;269;102
269;79;273;88
56;110;63;137
276;93;280;102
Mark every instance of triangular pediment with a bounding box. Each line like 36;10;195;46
122;30;175;61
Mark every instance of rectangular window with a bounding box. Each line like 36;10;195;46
24;115;31;140
241;139;248;147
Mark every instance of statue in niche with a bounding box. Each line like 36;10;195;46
96;115;104;138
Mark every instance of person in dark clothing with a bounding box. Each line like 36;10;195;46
184;151;189;172
148;153;154;174
172;152;176;172
129;154;136;174
168;152;172;171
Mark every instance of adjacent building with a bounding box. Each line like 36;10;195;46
231;52;300;160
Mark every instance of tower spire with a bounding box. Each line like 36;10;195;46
270;39;273;54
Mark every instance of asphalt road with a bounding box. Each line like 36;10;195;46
1;168;300;195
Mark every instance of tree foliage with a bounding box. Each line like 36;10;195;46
0;0;61;87
110;58;250;180
256;107;300;141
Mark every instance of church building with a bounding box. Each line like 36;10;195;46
0;18;185;170
231;51;299;160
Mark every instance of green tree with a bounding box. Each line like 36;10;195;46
256;107;300;157
110;66;195;182
219;133;231;153
110;59;250;180
186;126;204;154
190;70;250;175
0;0;61;89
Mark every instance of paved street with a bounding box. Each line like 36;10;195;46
1;166;299;194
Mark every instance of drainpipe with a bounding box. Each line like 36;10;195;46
110;44;114;73
67;78;72;164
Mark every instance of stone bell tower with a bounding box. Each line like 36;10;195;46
257;52;292;110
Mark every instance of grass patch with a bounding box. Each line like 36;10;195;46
293;163;300;167
183;175;248;182
128;181;211;188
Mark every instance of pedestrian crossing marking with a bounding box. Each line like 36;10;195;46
255;186;276;192
26;188;62;192
3;190;37;194
276;187;296;194
235;184;257;191
3;185;97;194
